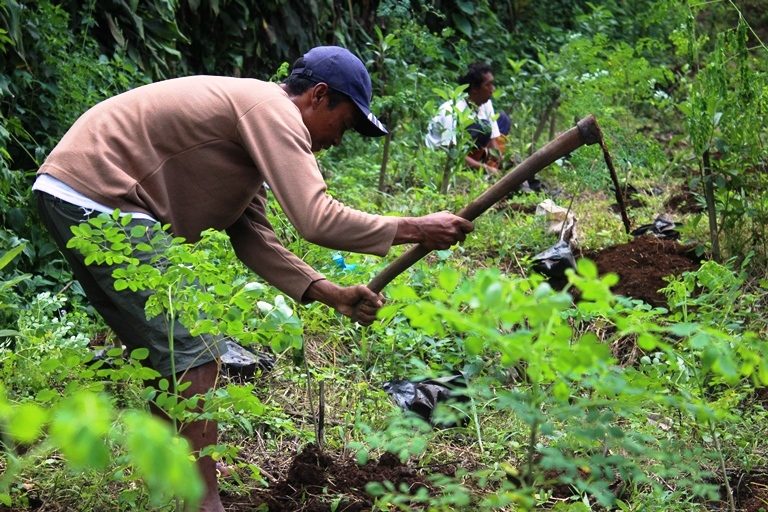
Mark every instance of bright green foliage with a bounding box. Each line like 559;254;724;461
0;386;203;509
67;210;304;354
5;401;46;444
49;391;112;470
678;8;768;264
0;243;28;334
1;0;767;509
428;82;481;194
120;410;204;508
355;261;768;508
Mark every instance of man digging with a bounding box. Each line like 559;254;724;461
34;46;473;512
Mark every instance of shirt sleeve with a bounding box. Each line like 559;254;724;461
226;186;325;302
235;98;399;257
424;101;462;149
480;101;501;139
425;109;456;149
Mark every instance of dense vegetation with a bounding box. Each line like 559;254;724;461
1;0;767;510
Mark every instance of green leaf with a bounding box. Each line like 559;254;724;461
213;283;231;295
36;389;59;403
130;225;147;238
484;282;503;306
7;402;48;443
120;411;204;507
464;336;483;355
668;323;699;336
713;352;738;381
0;243;24;271
455;0;476;14
78;222;94;235
576;258;598;279
50;392;112;471
637;333;658;351
130;348;150;361
451;13;473;38
388;284;419;301
552;380;570;401
758;362;768;386
242;282;265;294
438;267;459;292
274;295;293;317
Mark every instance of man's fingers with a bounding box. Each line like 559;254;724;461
355;285;381;304
353;305;378;326
357;301;379;315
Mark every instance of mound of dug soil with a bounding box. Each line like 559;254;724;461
664;185;703;214
584;236;700;307
228;444;439;512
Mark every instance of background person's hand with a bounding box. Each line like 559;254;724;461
395;212;474;250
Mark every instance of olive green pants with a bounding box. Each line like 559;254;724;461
36;191;226;376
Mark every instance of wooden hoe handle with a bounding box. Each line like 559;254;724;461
366;114;603;294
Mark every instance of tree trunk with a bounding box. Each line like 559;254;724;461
440;151;453;195
529;99;558;156
702;150;721;261
378;130;393;192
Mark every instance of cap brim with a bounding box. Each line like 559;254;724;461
352;100;388;137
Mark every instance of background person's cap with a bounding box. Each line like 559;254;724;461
290;46;387;137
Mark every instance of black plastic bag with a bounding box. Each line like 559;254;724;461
631;215;680;240
221;340;275;382
532;240;576;278
383;374;468;427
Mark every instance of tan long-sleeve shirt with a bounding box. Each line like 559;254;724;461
39;76;398;300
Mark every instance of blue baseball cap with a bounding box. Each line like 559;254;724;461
290;46;388;137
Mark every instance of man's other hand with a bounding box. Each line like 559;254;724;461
303;280;383;325
395;212;474;250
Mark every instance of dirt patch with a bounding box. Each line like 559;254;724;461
583;236;700;307
664;185;703;214
609;183;648;215
724;468;768;512
494;199;537;214
224;444;438;511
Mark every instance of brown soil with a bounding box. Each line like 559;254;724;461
609;195;644;214
583;236;700;307
494;199;537;214
727;468;768;512
664;185;703;214
223;444;438;511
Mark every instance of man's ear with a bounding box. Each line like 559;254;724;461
311;82;331;108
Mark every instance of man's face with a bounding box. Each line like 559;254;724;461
303;86;360;152
469;72;495;106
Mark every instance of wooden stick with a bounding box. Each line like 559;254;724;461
367;114;603;294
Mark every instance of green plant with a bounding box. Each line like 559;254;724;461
678;8;768;264
350;259;768;509
425;83;484;194
0;243;28;336
0;385;204;509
